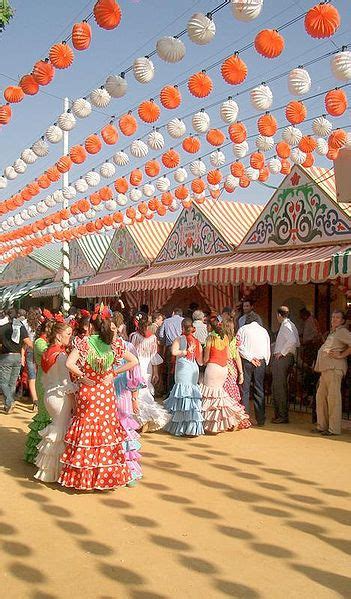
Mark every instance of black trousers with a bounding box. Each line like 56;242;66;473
242;359;266;424
164;345;175;395
272;354;294;420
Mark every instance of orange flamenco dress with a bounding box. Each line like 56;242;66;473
58;335;132;491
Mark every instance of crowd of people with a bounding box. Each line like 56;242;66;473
0;299;350;492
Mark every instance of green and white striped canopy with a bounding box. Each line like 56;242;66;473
330;247;351;277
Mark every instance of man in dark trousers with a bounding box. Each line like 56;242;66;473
0;308;31;414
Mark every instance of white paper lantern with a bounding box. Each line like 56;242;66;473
220;99;239;124
250;84;273;111
331;50;351;81
13;159;27;174
0;176;7;189
268;157;281;174
344;132;351;149
37;201;48;214
143;183;155;197
85;171;101;187
288;68;311;96
117;193;128;206
156;176;171;192
133;57;155;83
94;202;103;212
53;224;62;232
14;214;24;226
225;174;240;190
312;116;332;138
169;199;181;212
316;138;329;156
194;191;206;201
45;194;56;207
187;12;216;45
75;179;89;193
68;216;77;227
174;167;188;183
105;74;128;98
72;97;92;118
53;189;64;203
129;188;142;203
246;166;260;181
147;130;165;150
4;166;17;180
28;205;37;217
231;0;263;21
76;214;86;224
291;148;306;164
32;138;49;157
233;141;249;158
62;185;76;200
192;110;210;133
105;199;117;212
86;209;96;220
190;160;207;177
21;148;38;164
282;125;303;147
20;209;29;220
130;139;149;158
256;135;275;152
58;111;76;132
113;150;129;166
210;150;226;167
100;162;116;178
156;36;186;63
45;125;63;144
90;87;111;108
167;118;186;138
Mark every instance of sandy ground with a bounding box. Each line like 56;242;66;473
0;402;350;599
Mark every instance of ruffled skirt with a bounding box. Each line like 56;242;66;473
117;389;142;483
136;386;171;432
24;407;51;464
164;383;204;437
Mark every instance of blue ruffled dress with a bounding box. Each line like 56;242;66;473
164;336;204;437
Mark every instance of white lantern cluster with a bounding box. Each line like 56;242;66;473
100;162;116;178
156;176;171;192
233;141;249;158
268;157;281;174
331;50;351;81
105;74;127;98
90;87;111;108
113;151;130;166
256;135;275;152
282;126;302;147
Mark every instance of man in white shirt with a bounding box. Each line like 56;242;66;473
272;306;300;424
238;300;263;328
238;314;271;426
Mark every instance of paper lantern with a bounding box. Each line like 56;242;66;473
138;99;161;123
190;160;207;177
38;174;51;189
182;136;201;153
299;135;317;153
258;113;278;136
285;100;307;124
246;167;260;181
156;36;186;62
256;135;274;152
220;99;239;124
130;139;148;159
160;85;181;110
100;162;116;178
105;73;127;98
52;189;64;203
105;200;117;212
304;3;340;39
46;166;61;182
129;188;143;203
21;148;38;164
233;141;249;158
58;111;76;131
328;129;347;150
62;186;76;200
72;21;92;51
56;155;72;173
288;68;311;96
210;150;226;167
72;98;92;118
188;71;213;98
115;178;129;193
113;150;129;166
221;54;248;85
101;123;118;145
49;42;74;69
207;129;225;147
4;166;17;180
207;170;222;185
303;153;315;168
331;50;351;81
325;89;348;116
119;113;138;136
175;185;189;201
191;178;206;194
85;134;102;154
162;149;180;169
117;194;128;206
166;119;186;142
240;175;250;188
187;12;216;45
0;176;7;189
4;86;24;103
147;130;165;150
70;145;87;164
93;0;122;30
33;60;55;85
282;125;302;146
228;121;247;143
13;159;27;174
268;157;281;174
276;141;291;159
156;176;171;192
85;171;101;187
291;148;306;164
46;125;63;143
192;110;210;133
19;74;39;96
344;132;351;149
133;57;155;83
316;137;329;156
225;174;239;191
0;104;11;125
32;138;49;157
327;147;339;161
258;167;270;182
255;29;285;59
174;168;188;183
143;183;155;197
90;87;111;108
250;152;265;170
231;0;263;21
250;84;273;111
130;169;143;186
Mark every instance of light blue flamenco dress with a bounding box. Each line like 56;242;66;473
164;336;204;437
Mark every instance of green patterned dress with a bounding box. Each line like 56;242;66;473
24;337;51;463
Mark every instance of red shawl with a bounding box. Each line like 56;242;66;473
185;334;202;362
41;344;65;373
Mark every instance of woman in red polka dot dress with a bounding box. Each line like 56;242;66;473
58;314;138;491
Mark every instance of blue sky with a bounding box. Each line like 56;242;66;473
0;0;350;220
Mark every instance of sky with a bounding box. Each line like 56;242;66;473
0;0;350;230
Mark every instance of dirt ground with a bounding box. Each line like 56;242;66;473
0;403;350;599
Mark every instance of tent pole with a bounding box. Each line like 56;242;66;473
62;97;71;315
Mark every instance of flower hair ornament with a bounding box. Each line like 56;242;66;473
80;309;91;318
91;302;112;321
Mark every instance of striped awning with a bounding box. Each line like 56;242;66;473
199;246;340;286
30;277;90;298
0;279;49;308
330;247;351;277
115;257;227;292
77;266;144;298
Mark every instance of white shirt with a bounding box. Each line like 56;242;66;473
238;322;271;364
193;320;208;345
238;312;263;328
274;318;300;356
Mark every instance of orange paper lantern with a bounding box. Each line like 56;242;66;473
94;0;122;30
285;101;307;124
188;71;213;98
302;153;315;168
326;147;339;161
258;167;270;182
325;89;348;117
228;122;247;143
230;161;245;178
304;3;340;39
276;141;291;159
221;54;248;84
299;135;317;153
32;60;55;85
19;74;39;95
328;129;347;150
250;152;265;170
72;21;92;51
70;145;87;164
162;149;180;169
160;85;181;109
99;186;113;201
280;159;291;175
182;136;201;153
239;176;250;188
101;123;118;145
119;113;138;136
175;185;189;200
206;129;226;147
207;170;222;185
254;29;285;58
130;169;143;186
37;174;51;189
49;42;74;69
257;113;278;136
145;159;160;177
138;100;161;123
191;178;206;194
85;134;102;154
0;104;12;124
56;155;72;173
114;178;128;193
46;166;61;182
161;192;173;206
4;86;24;103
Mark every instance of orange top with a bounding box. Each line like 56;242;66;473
208;345;228;367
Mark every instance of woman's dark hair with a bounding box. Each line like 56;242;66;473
138;315;151;337
75;316;90;338
332;309;346;322
208;318;225;339
152;311;163;322
36;319;54;341
27;308;41;334
112;311;124;330
91;315;114;345
48;322;71;346
182;317;194;336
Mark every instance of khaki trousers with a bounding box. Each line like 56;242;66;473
316;369;343;434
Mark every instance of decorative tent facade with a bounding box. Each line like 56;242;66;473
0;253;58;308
